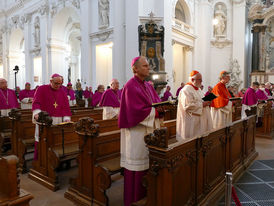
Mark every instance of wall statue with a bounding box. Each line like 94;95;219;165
214;4;227;38
228;59;242;90
33;17;40;47
98;0;109;29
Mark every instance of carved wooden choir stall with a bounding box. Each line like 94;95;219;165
133;115;257;206
0;155;33;206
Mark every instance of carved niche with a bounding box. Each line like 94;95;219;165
213;3;227;38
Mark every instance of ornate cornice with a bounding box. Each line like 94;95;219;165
30;46;41;57
38;3;49;16
211;38;232;49
89;28;113;42
230;0;246;4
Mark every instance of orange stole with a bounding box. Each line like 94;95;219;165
211;82;231;108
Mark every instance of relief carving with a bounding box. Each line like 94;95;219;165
149;153;184;176
75;117;99;136
8;109;21;120
227;59;243;91
37;111;53;126
201;140;213;156
144;128;168;148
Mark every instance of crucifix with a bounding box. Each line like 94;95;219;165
53;101;58;109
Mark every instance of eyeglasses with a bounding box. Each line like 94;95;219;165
52;82;62;85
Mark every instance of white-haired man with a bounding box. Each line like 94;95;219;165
32;73;71;160
99;79;121;119
210;71;232;129
0;78;19;116
265;82;272;97
176;70;212;141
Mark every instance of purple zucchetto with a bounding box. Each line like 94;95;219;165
131;56;141;67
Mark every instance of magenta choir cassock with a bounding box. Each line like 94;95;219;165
91;91;103;107
32;84;72;160
118;76;161;206
0;88;19;116
241;87;259;119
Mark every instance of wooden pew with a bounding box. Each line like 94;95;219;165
163;104;177;121
0;115;12;155
65;118;177;206
28;114;118;191
256;99;274;139
231;97;242;122
133;115;257;206
28;112;80;191
64;117;121;206
9;110;34;173
7;108;102;173
0;155;33;206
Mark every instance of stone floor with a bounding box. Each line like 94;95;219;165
20;161;123;206
19;136;274;206
216;137;274;206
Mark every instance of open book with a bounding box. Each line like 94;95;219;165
202;93;217;102
55;121;74;126
152;100;177;108
229;97;242;101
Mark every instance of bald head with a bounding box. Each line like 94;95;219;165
132;56;150;80
0;78;8;90
110;79;119;91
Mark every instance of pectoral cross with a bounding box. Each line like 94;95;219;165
53;101;58;109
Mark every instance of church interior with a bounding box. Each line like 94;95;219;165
0;0;274;206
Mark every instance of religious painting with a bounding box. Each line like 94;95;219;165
138;20;165;72
138;17;166;93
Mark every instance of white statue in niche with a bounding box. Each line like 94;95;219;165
34;17;40;47
98;0;109;28
214;4;226;37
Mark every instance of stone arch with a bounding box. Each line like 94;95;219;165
51;6;81;86
173;0;191;25
8;28;25;89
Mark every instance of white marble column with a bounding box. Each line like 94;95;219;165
23;19;33;85
80;0;92;87
40;14;50;84
194;0;211;85
2;31;9;83
232;2;246;88
163;0;173;88
125;0;139;81
112;0;125;85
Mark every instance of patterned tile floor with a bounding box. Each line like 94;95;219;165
218;160;274;206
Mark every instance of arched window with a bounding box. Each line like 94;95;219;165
175;1;186;23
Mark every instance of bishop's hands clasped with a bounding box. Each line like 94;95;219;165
203;101;211;107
